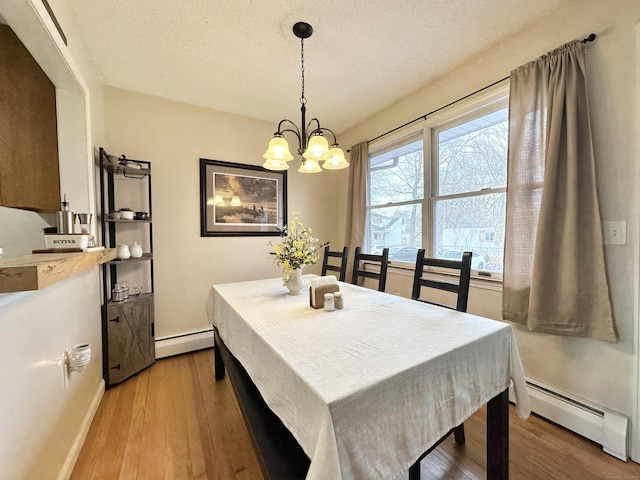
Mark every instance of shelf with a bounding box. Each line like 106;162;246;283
99;147;155;389
0;248;117;293
106;292;154;308
104;218;152;223
101;154;151;177
107;253;153;264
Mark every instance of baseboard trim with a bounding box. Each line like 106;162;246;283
155;328;214;359
509;378;628;461
58;379;105;480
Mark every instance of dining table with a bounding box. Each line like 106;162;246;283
206;275;530;480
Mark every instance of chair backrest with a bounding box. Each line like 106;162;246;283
411;249;472;312
351;247;389;292
321;245;349;282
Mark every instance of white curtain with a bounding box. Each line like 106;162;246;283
502;40;617;342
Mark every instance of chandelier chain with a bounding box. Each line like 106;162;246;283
300;38;306;106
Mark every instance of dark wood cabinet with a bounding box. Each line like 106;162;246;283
106;294;155;385
99;148;155;388
0;24;60;212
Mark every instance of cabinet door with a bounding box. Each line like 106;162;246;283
106;294;155;386
0;25;60;211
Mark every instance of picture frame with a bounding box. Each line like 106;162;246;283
199;158;287;237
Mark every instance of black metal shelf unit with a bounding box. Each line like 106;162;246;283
98;147;155;388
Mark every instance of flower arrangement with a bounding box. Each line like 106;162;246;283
270;212;326;281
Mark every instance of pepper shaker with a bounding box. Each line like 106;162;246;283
334;292;343;309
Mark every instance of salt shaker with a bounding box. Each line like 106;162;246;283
324;293;335;312
334;292;343;309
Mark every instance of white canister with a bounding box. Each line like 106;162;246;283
116;244;131;260
130;242;143;258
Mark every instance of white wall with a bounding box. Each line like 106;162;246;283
103;88;342;339
0;1;106;478
0;271;103;479
339;0;640;460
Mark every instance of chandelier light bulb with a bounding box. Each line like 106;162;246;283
298;159;322;174
322;146;350;170
262;158;290;170
303;133;332;161
263;135;294;161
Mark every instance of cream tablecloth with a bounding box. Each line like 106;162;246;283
207;276;529;480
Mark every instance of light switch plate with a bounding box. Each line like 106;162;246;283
603;221;626;245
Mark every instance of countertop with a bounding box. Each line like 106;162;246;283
0;248;116;293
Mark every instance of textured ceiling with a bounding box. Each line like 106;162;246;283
50;0;565;134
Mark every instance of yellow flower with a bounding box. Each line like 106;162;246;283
269;212;324;280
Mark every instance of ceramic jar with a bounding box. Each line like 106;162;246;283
116;243;131;260
130;242;143;258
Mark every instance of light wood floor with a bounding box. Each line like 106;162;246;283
72;350;640;479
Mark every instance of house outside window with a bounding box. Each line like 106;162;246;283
365;84;509;275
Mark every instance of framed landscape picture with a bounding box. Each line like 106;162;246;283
199;158;287;236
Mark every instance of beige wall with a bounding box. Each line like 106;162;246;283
103;88;343;339
340;0;640;458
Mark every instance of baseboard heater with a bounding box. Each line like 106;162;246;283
509;378;628;461
155;327;214;359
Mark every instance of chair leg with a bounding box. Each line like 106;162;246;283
408;461;421;480
453;424;465;444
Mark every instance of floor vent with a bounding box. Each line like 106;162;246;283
509;378;628;461
155;328;214;359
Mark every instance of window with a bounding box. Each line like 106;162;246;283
366;87;508;274
368;135;423;262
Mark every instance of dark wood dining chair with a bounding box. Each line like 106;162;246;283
320;245;349;282
350;247;389;292
408;248;472;480
411;248;472;311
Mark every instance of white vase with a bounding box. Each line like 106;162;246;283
285;268;306;295
130;242;143;258
116;243;131;260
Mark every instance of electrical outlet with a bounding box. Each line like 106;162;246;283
603;221;626;245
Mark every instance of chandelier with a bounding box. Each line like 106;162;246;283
262;22;349;173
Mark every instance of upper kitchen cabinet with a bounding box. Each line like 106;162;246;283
0;24;60;212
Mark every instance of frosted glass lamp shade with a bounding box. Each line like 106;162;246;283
262;158;290;170
302;133;332;161
214;195;226;206
298;159;322;173
322;146;350;170
231;196;242;206
263;135;294;162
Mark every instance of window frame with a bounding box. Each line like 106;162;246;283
366;82;510;279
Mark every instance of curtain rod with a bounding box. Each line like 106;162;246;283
364;32;596;146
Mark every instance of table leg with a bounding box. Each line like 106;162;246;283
213;328;226;381
486;389;509;479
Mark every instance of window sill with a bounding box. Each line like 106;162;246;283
386;260;503;292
